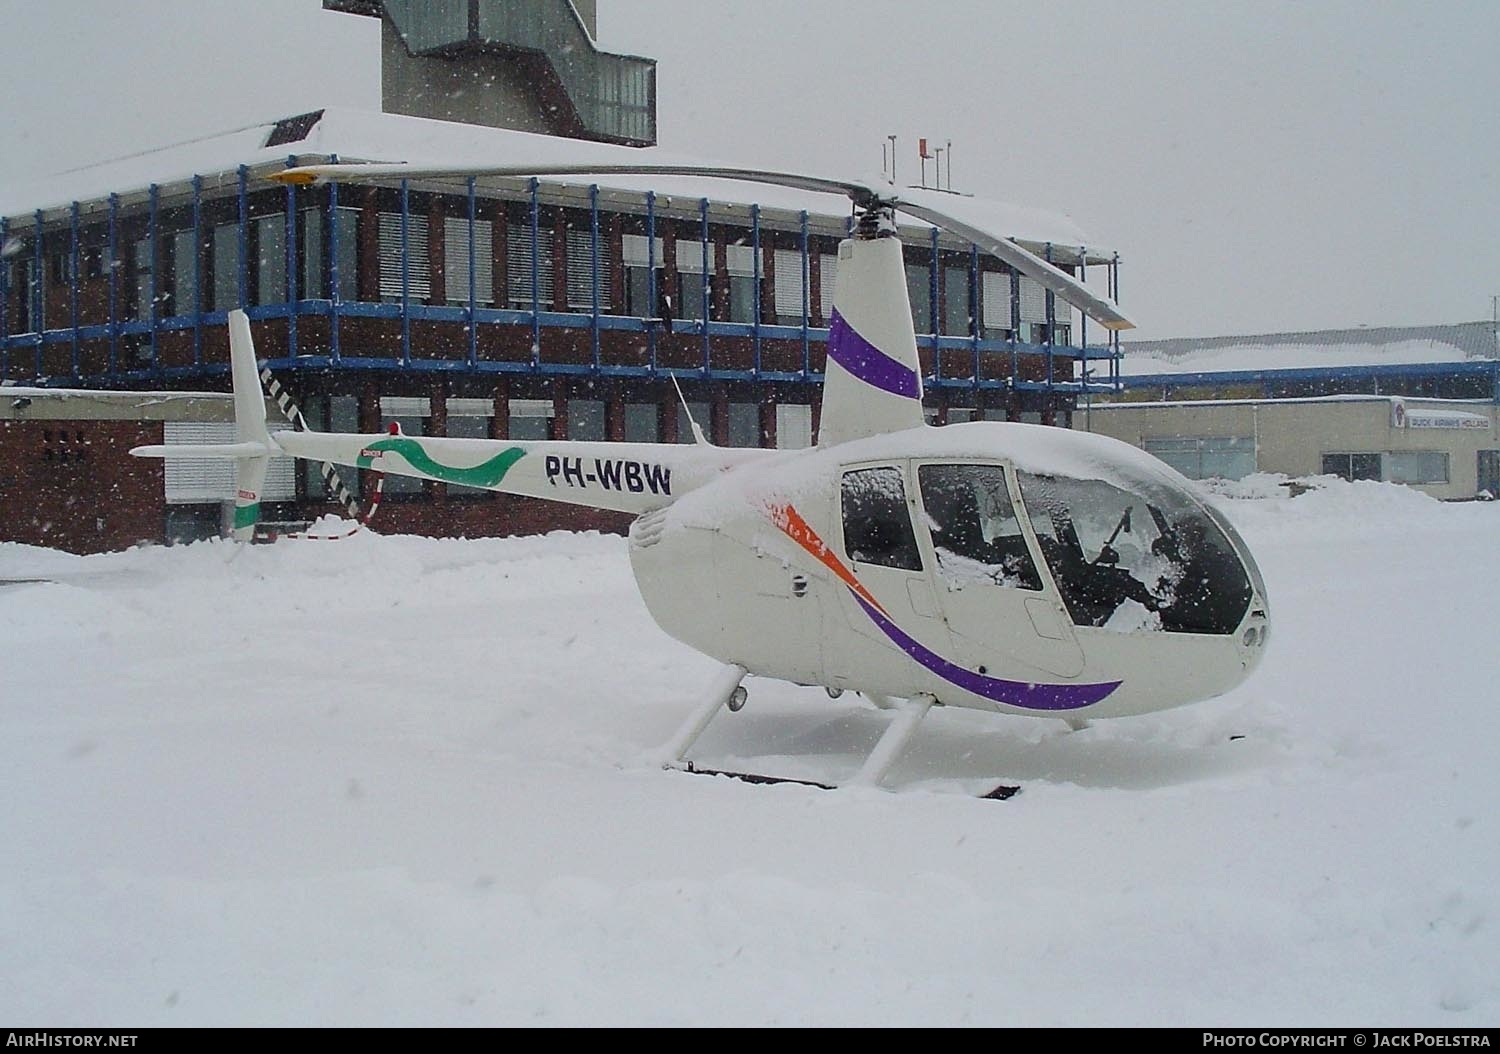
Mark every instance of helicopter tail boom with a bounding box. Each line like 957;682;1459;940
131;311;769;525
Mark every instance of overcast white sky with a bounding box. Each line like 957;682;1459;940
2;0;1496;340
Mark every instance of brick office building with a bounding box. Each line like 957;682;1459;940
0;3;1125;552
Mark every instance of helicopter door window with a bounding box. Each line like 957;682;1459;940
840;467;923;572
916;464;1041;591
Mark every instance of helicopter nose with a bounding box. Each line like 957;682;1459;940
1237;606;1271;660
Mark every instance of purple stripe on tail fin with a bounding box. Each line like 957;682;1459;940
826;309;921;400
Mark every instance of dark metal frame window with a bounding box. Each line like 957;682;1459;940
727;402;759;447
942;264;971;337
568;398;606;441
1387;450;1449;485
905;262;932;335
1145;436;1256;481
624;403;658;442
1321;452;1382;482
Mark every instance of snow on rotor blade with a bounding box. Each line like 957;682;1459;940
271;161;876;203
270;162;1133;329
891;197;1135;331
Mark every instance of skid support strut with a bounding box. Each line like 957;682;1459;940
659;663;747;767
849;694;934;788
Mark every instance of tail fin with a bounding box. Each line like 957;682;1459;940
818;235;926;447
225;311;273;540
131;309;278;541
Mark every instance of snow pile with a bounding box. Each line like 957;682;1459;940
2;490;1498;1025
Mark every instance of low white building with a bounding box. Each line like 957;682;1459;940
1080;394;1500;500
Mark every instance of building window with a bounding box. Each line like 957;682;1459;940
304;207;359;302
1321;452;1382;482
841;466;922;572
163;421;295;504
624;403;658;442
564;226;610;311
508;398;552;441
378;213;432;302
676;401;711;444
942;265;970;336
622;234;662;318
1019;276;1046;340
776;404;813;449
727;403;760;447
905;262;931;334
819;252;838;323
212;223;238;310
675;241;712;322
133;239;153;320
378;396;428;495
726;243;757;324
299;395;360;498
1144;437;1256;481
171;229;197;316
48;251;72;286
1054;323;1072;347
1387;451;1449;485
774;248;806;323
256;214;288;307
505;221;552;308
568;398;606;441
443;216;495;306
445;398;494;497
9;250;37;332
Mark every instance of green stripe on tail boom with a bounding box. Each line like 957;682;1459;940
356;439;527;489
233;503;261;529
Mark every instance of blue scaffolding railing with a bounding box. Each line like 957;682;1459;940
0;160;1124;397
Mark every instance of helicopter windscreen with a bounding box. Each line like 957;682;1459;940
1016;471;1253;635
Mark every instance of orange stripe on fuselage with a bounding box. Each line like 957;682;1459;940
768;503;889;617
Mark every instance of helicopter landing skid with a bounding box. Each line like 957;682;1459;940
659;666;1020;800
678;763;1019;800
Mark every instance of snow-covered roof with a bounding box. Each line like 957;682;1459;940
1120;322;1498;377
0;107;1111;261
1089;393;1496;412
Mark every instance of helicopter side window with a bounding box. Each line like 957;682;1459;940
1016;471;1253;635
917;463;1041;591
840;467;923;572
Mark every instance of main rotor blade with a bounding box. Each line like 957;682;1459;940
271;161;877;205
271;161;1135;330
891;195;1136;331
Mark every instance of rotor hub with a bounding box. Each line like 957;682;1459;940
855;202;898;240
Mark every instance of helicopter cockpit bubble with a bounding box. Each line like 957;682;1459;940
1014;470;1255;636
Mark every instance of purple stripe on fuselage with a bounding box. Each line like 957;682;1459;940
851;592;1120;711
827;309;922;400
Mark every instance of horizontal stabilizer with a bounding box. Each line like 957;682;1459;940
130;440;281;459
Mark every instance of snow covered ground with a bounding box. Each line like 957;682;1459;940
1;481;1496;1026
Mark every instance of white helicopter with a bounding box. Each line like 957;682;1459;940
133;161;1270;798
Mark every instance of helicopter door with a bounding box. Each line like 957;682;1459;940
836;463;946;692
914;462;1085;678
